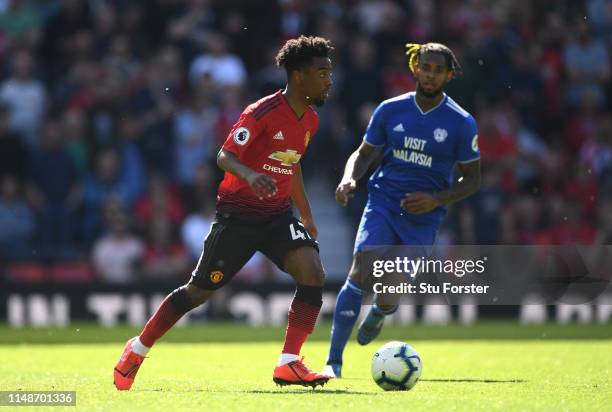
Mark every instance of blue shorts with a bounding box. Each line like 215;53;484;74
353;198;438;256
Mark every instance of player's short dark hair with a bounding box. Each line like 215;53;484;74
405;42;462;76
275;35;333;73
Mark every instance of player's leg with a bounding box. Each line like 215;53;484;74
357;220;437;346
114;217;257;390
280;246;325;359
272;246;330;386
325;203;399;376
260;215;329;387
323;253;365;377
133;284;214;354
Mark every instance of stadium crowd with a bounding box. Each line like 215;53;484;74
0;0;611;283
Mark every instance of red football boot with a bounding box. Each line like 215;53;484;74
273;357;332;388
113;337;145;390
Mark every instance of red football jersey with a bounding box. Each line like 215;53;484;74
217;90;319;219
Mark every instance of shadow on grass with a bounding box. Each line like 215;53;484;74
135;388;374;395
422;378;526;383
244;389;373;395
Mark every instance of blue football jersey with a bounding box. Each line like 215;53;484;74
364;91;480;226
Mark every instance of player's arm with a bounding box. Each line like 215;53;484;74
217;149;277;199
401;159;481;214
291;163;317;238
336;141;382;207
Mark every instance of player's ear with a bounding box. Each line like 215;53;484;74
292;69;304;84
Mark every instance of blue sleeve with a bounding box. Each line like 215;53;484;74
363;103;386;147
456;115;480;163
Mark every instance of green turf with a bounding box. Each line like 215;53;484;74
0;325;611;411
2;322;612;344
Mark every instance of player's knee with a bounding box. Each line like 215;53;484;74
303;267;325;287
348;255;364;286
348;268;362;287
184;284;214;308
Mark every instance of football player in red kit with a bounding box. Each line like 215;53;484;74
114;36;334;390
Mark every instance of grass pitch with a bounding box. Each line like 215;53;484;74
1;323;611;411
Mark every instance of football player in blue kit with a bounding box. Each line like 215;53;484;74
323;43;481;378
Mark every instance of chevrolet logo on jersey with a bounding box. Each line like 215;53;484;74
268;149;301;166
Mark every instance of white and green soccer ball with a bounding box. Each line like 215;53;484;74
371;341;422;391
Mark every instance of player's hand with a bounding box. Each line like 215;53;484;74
246;172;277;199
401;192;440;214
300;216;318;239
335;178;357;207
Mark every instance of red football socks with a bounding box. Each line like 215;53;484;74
139;294;185;347
282;298;321;355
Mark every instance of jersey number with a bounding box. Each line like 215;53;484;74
290;223;310;240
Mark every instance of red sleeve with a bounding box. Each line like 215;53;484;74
222;110;266;157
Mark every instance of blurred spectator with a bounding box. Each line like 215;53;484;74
492;46;544;132
0;0;42;50
188;32;247;88
475;104;518;193
166;0;216;61
563;91;600;153
0;175;34;260
40;0;93;72
25;120;79;259
279;0;308;40
586;0;612;42
341;36;384;127
0;103;26;180
128;48;180;174
538;12;566;129
134;175;185;229
563;19;610;107
355;0;404;36
594;195;612;244
469;168;504;244
81;147;139;244
405;0;435;42
536;197;596;244
142;218;190;281
382;46;416;98
62;109;89;178
174;80;218;186
212;84;243;148
92;210;144;284
251;45;286;97
115;117;146;201
504;194;541;244
103;34;141;83
0;49;46;147
513;113;549;191
181;198;215;260
180;162;217;213
579;116;612;177
92;2;117;56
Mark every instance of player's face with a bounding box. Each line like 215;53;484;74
415;52;452;98
301;57;333;107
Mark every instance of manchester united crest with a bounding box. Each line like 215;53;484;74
210;271;224;284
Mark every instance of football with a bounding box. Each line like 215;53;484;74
371;341;422;391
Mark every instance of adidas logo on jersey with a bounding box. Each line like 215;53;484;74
273;131;284;140
393;123;405;132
